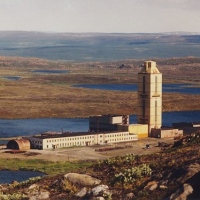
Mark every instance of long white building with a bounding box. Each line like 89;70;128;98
26;131;138;150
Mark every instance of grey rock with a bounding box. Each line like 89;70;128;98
64;173;101;186
75;187;87;198
91;184;112;198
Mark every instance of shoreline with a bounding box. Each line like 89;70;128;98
0;109;199;120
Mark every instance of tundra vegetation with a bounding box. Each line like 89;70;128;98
1;131;200;199
0;56;199;199
0;56;199;119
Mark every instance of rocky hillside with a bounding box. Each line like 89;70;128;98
1;131;200;200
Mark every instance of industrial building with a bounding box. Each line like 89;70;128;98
137;61;162;135
7;60;184;150
7;139;31;150
137;61;183;138
172;122;200;134
25;130;138;150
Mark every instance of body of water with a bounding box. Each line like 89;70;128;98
31;69;69;74
74;83;200;94
0;118;88;138
0;170;45;184
0;111;199;139
1;76;21;81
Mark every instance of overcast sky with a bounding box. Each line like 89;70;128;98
0;0;199;33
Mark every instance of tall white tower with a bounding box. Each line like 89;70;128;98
137;61;162;135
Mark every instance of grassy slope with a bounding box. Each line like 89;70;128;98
2;133;200;199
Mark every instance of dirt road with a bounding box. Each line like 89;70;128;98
0;138;174;162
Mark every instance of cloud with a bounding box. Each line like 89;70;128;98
139;0;200;11
0;0;199;32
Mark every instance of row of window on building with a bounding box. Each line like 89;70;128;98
46;135;94;143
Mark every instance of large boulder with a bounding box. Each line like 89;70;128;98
64;173;101;187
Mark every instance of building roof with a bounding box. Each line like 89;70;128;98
139;61;160;74
27;131;129;139
7;139;30;150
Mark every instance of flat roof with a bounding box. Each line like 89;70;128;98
27;131;129;139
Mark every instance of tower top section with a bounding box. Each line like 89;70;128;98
139;61;160;74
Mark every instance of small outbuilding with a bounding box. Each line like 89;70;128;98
7;139;31;150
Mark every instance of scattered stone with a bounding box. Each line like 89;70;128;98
28;190;50;200
29;184;39;191
125;192;135;199
92;185;110;196
64;173;101;186
11;180;19;186
75;187;87;198
90;197;105;200
159;184;168;189
144;181;158;191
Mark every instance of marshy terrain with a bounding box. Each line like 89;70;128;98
0;56;199;119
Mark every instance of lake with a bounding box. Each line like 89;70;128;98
1;76;21;81
31;69;69;74
0;170;45;184
0;111;199;140
74;83;200;94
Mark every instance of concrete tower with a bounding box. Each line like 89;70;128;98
137;61;162;135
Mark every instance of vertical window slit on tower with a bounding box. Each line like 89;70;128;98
142;100;145;118
155;76;157;94
155;100;157;125
143;76;145;94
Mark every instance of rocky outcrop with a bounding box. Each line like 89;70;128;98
168;183;193;200
142;163;200;200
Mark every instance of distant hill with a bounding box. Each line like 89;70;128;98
0;31;200;61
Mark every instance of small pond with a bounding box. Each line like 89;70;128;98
1;76;21;81
31;69;69;74
0;170;45;184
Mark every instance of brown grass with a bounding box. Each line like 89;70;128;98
0;56;199;119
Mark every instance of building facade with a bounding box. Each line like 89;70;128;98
89;115;129;132
137;61;162;135
26;131;138;150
